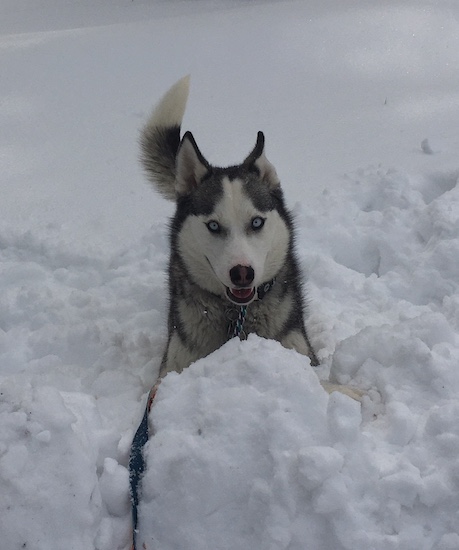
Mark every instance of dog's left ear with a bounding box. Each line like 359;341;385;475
175;131;210;196
243;131;280;189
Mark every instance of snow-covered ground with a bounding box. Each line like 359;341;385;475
1;2;459;549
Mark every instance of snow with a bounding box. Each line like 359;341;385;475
1;1;459;549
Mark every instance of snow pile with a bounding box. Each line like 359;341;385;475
0;227;167;549
139;337;354;550
1;382;100;548
137;168;459;550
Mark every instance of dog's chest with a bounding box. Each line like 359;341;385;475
181;292;287;346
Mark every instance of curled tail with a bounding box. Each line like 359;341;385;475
140;75;190;201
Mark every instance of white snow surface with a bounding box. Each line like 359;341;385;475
1;2;459;549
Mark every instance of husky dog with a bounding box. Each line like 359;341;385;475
140;77;355;397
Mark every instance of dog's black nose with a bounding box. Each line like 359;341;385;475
229;265;255;287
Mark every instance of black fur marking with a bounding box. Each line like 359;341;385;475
242;176;278;213
189;176;224;216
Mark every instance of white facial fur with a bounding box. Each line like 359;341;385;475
178;177;290;297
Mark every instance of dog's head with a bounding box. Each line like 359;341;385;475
174;132;291;305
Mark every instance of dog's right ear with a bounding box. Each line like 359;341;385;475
243;131;280;190
175;131;210;196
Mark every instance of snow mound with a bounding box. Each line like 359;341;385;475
139;337;353;550
138;331;459;550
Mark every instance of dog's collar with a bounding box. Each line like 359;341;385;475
256;277;276;300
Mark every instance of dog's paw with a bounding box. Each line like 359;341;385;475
320;380;364;402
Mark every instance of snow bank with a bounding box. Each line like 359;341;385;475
0;226;168;549
137;168;459;550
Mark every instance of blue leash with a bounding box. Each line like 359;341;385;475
129;388;156;550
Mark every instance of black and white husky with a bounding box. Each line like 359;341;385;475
140;77;356;397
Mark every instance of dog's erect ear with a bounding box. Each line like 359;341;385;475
243;131;280;189
175;131;210;196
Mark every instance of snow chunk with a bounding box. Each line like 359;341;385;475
99;458;130;517
297;446;344;490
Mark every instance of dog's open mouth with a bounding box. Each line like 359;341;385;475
226;287;256;305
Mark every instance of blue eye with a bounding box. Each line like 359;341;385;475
206;220;221;233
251;216;265;230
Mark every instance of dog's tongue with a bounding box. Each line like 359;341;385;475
230;288;253;300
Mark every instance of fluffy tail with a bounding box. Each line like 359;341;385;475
140;75;190;201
